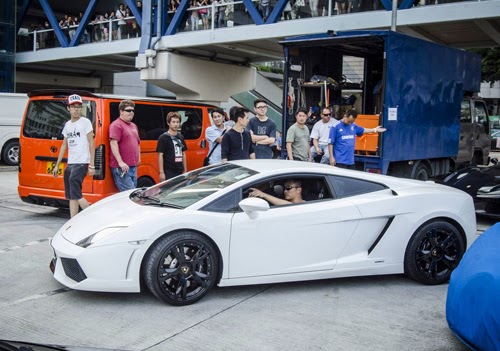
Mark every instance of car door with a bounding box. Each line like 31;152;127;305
228;176;362;279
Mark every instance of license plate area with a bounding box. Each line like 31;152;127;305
46;161;64;176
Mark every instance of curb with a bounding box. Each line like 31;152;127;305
0;166;17;172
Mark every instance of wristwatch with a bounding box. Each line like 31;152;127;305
89;166;95;169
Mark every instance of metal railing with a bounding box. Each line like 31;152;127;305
17;0;484;52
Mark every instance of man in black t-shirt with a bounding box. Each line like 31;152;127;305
221;107;256;162
156;112;188;180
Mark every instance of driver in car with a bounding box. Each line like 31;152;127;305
249;179;305;206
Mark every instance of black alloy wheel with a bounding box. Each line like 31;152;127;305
404;220;465;285
143;231;219;306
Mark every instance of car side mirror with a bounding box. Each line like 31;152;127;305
239;198;270;219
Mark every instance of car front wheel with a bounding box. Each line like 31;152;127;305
404;220;465;285
143;231;219;306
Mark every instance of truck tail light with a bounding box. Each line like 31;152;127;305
367;168;381;174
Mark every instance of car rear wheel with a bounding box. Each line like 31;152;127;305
404;220;465;285
143;231;219;306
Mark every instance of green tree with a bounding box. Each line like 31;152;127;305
472;48;500;86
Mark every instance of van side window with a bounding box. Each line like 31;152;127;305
110;102;164;140
163;107;203;140
23;100;96;140
460;100;471;123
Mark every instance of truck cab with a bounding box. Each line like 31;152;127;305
458;96;490;167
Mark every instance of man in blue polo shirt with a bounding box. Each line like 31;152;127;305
328;109;386;169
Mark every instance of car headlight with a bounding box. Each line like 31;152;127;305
76;227;127;248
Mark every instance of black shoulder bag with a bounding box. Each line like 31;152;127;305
203;129;226;166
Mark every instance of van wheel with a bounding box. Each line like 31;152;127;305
2;141;19;166
137;177;155;188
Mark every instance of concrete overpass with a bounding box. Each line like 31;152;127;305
14;0;500;100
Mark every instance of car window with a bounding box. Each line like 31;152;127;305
136;164;257;209
328;175;387;198
201;190;241;213
241;176;333;207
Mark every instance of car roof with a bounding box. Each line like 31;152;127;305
229;159;414;185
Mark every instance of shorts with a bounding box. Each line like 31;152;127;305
64;163;88;200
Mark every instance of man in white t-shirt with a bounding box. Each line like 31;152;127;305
205;108;228;165
53;94;95;218
310;106;338;164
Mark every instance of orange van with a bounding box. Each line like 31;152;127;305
18;90;217;207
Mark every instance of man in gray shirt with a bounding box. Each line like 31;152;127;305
286;107;311;161
246;99;277;159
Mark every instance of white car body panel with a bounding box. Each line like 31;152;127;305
49;160;477;296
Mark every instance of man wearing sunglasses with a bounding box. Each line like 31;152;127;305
109;100;141;191
249;180;304;206
310;106;339;164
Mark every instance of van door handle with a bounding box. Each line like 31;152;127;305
200;140;207;148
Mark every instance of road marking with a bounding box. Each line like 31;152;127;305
0;237;52;254
0;288;71;308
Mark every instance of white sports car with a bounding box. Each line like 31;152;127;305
50;160;476;306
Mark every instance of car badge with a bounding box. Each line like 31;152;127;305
181;266;190;274
50;146;58;153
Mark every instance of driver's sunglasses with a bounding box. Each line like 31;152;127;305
284;185;299;191
322;113;331;116
123;109;135;113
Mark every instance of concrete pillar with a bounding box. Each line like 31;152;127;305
138;51;256;102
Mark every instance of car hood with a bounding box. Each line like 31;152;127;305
59;191;180;244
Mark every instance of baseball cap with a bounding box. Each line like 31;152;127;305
68;94;83;105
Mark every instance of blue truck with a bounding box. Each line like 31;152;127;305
281;30;490;180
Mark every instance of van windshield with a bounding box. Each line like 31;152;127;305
23;100;96;139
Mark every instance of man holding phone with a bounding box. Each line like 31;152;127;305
109;99;141;191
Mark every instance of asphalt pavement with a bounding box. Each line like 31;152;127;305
0;165;494;351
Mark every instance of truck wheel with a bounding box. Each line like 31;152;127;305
412;163;430;181
2;140;19;166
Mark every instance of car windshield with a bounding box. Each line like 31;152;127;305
133;163;258;208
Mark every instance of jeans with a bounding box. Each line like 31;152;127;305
310;144;330;164
112;166;137;192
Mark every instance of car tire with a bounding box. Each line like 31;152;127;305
404;220;465;285
137;176;154;188
143;231;219;306
2;140;19;166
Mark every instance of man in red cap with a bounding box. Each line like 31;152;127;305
53;94;95;217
